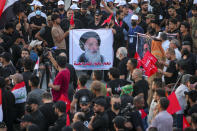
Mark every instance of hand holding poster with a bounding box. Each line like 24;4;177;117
69;29;114;70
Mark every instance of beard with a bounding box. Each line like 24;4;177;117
84;49;102;63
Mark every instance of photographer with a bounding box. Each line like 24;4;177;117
88;98;109;131
107;95;122;131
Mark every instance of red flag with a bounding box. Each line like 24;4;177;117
167;92;181;114
141;51;158;77
134;52;142;68
70;13;74;26
58;94;71;113
0;0;6;18
183;115;190;129
139;109;147;119
101;14;113;26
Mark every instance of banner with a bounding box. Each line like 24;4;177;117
69;29;114;70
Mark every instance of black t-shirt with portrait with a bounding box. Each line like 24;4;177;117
30;16;46;39
74;89;93;110
165;60;178;85
107;79;131;95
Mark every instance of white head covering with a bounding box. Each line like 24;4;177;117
58;0;65;5
70;4;80;9
131;14;138;20
117;0;126;6
30;40;42;47
128;0;138;4
30;0;43;6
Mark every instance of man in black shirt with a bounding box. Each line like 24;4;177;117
132;69;149;108
0;52;16;78
49;101;67;131
116;47;129;79
30;9;46;40
185;90;197;116
107;67;130;95
88;9;103;29
39;92;58;129
107;95;122;131
158;48;178;85
88;98;109;131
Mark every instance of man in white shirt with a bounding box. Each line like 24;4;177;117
174;74;192;130
170;39;181;60
160;32;170;52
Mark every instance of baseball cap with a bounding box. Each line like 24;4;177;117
128;0;138;4
95;98;107;108
131;14;138;20
81;3;88;9
0;52;11;61
79;96;90;104
70;4;80;10
29;40;42;48
58;0;65;5
95;10;102;15
30;1;43;6
146;14;155;19
27;98;39;105
19;114;34;122
72;0;79;2
117;1;126;6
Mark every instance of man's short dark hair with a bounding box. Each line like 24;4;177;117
169;18;177;25
109;67;120;79
72;121;86;131
30;75;40;87
51;14;60;21
56;56;67;68
21;48;30;54
54;101;66;113
113;116;126;129
76;112;85;122
153;78;163;88
79;31;101;51
5;22;15;30
23;58;33;71
189;76;197;84
116;10;123;16
90;81;102;92
159;97;169;110
129;58;137;68
168;6;175;10
42;92;52;100
148;127;158;131
27;124;40;131
93;70;103;81
141;1;148;5
181;22;190;31
79;75;88;87
155;88;166;98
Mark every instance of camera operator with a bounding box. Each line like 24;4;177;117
88;98;109;131
28;40;43;63
107;95;122;131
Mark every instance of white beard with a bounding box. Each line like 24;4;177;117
84;49;102;63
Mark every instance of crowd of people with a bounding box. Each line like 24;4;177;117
0;0;197;131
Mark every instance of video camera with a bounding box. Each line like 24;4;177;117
120;103;136;120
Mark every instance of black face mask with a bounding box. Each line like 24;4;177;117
182;48;190;56
131;21;137;26
113;102;121;110
26;105;33;113
59;8;64;11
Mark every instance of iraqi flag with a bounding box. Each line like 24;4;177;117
33;57;40;77
0;89;3;122
0;0;20;29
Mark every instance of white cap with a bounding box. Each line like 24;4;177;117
194;0;197;4
156;32;162;39
30;40;42;47
58;0;65;5
30;0;43;6
117;0;126;6
70;4;80;10
131;14;138;20
128;0;138;4
72;0;79;2
114;0;120;4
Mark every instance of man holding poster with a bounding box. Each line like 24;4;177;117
69;29;113;70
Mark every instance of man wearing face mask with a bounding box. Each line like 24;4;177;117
107;95;122;131
25;98;47;131
181;41;197;76
30;7;46;40
128;15;144;58
57;0;66;20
